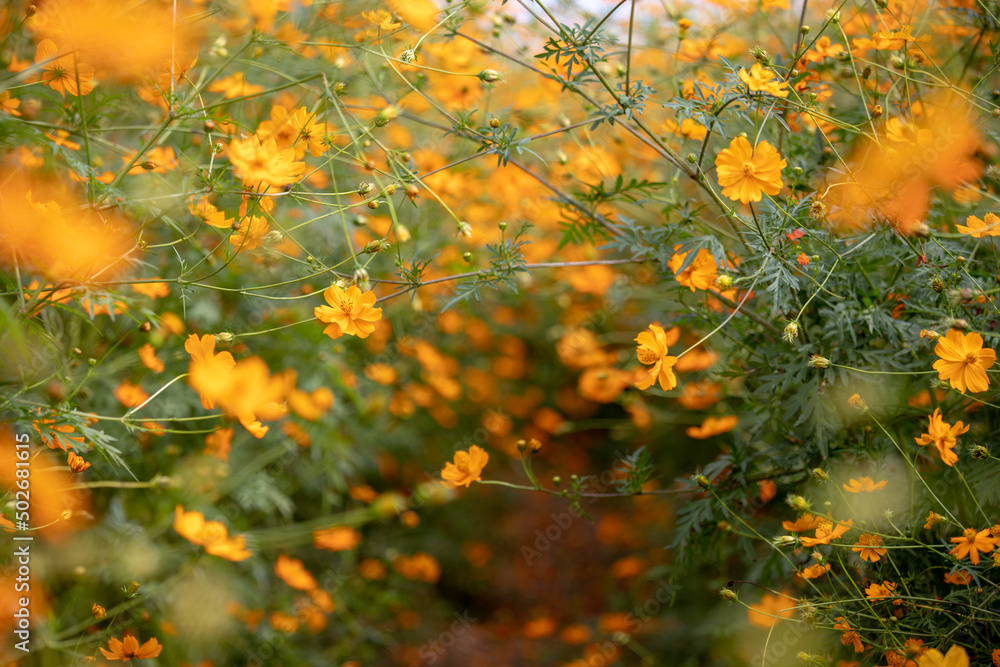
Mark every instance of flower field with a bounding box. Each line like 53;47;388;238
0;0;999;665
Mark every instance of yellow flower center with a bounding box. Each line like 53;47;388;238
963;527;978;540
964;351;979;364
637;346;660;364
742;163;755;176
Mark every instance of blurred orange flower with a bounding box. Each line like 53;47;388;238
99;634;162;661
275;555;318;591
747;591;796;628
686;415;737;439
440;445;488;488
842;476;887;493
173;505;251;561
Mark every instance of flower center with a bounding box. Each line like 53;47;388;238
742;163;755;176
637;346;660;364
963;527;978;540
964;351;979;364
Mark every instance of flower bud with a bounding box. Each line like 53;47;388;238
125;581;141;597
782;321;799;343
810;467;828;481
969;444;989;460
92;603;106;619
478;69;504;83
367;199;380;209
719;587;738;602
785;494;808;512
848;393;868;411
773;535;798;548
807;355;830;369
694;474;710;489
374;105;399;127
217;332;234;343
489;117;500;129
715;274;733;290
400;49;416;63
456;221;472;238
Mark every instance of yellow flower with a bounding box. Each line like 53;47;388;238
274;555;318;591
917;645;969;667
314;284;383;339
441;445;489;488
715;136;786;204
914;408;969;467
948;527;997;565
99;634;162;661
67;451;91;472
173;505;251;561
230;216;271;251
852;533;887;562
361;9;401;30
842;476;887;493
746;591;796;628
686;415;738;439
933;329;996;394
738;63;789;98
35;39;95;97
667;246;718;292
634;324;679;391
956;212;1000;238
227;135;305;190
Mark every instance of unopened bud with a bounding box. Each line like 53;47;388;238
969;444;989;460
374;105;399;127
782;321;799;343
489;117;500;128
719;588;738;602
479;69;504;83
695;474;710;489
773;535;798;548
92;603;106;619
785;494;808;512
808;355;830;369
811;467;828;481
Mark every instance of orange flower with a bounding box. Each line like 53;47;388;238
686;415;738;439
715;136;786;204
747;591;796;628
852;533;887;562
440;445;489;488
113;381;149;409
228;135;305;190
34;39;95;97
634;324;679;391
313;526;360;552
864;581;896;600
914;408;970;467
393;552;440;582
782;513;820;533
385;0;439;31
314;284;383;339
173;505;251;561
189;197;234;229
579;367;630;402
67;451;90;472
192;356;294;438
668;246;718;291
207;72;264;99
834;617;864;653
138;344;164;373
275;555;318;591
799;563;830;579
99;633;162;661
916;645;969;667
556;328;613;369
738;63;789;97
185;334;236;409
800;518;853;547
842;476;887;493
948;527;997;565
204;427;233;462
924;511;946;529
933;329;996;393
943;570;972;585
230;216;272;251
956;212;1000;237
